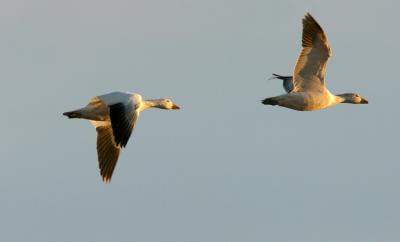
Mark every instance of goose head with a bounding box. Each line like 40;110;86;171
338;93;368;104
153;98;180;110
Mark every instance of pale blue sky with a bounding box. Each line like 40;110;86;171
1;0;399;242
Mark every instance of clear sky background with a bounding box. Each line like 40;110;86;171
1;0;399;241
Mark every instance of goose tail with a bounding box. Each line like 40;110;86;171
261;97;279;106
63;109;83;119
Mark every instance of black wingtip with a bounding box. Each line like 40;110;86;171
109;103;135;148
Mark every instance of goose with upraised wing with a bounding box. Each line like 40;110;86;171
262;13;368;111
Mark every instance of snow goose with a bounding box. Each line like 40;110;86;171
63;91;180;183
262;13;368;111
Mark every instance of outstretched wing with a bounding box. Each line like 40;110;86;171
91;121;121;183
292;13;332;92
108;102;140;148
269;73;294;93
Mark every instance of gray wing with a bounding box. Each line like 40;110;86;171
292;13;332;93
269;73;294;93
108;102;140;148
94;123;121;183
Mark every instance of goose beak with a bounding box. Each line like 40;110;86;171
360;98;368;104
172;103;180;110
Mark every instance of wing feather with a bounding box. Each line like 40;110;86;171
109;102;139;148
88;94;141;182
292;13;332;92
95;124;121;183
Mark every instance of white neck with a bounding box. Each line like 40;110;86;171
333;95;346;104
141;99;163;111
326;91;345;108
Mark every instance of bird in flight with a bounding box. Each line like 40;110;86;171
63;91;180;183
262;13;368;111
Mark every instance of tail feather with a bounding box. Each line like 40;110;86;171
63;110;82;119
261;97;279;106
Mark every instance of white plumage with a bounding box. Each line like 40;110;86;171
63;91;180;183
262;13;368;111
